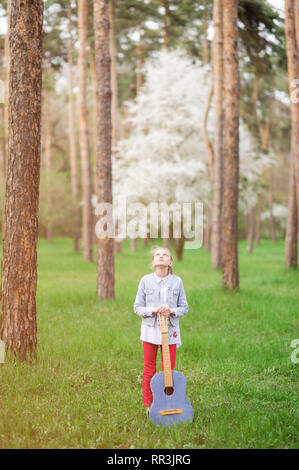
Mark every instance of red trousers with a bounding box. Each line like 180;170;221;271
142;341;176;407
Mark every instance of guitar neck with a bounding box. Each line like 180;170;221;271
161;332;173;388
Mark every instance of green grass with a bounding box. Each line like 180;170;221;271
0;237;298;449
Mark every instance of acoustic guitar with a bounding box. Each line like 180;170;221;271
149;313;193;426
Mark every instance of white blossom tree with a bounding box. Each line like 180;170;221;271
111;48;277;257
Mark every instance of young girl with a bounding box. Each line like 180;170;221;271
134;246;189;416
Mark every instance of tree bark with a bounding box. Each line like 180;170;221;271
0;0;43;361
211;0;224;269
68;0;80;253
255;187;263;246
44;87;52;242
221;0;240;290
285;0;299;225
78;0;93;262
108;0;119;147
3;0;11;177
246;207;255;253
284;0;299;267
94;0;115;299
285;151;298;267
163;0;169;49
136;24;143;96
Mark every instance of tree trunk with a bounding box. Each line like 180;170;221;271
255;188;263;246
202;82;214;186
285;0;299;223
262;119;276;243
3;0;11;177
163;0;169;49
163;238;170;249
221;0;240;290
68;0;80;253
78;0;93;262
44;88;52;242
136;24;143;96
94;0;115;299
268;165;276;243
0;0;43;361
246;207;255;253
211;0;224;269
130;238;137;252
108;0;119;147
285;151;298;267
284;0;299;266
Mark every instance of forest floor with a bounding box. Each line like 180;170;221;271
0;237;298;449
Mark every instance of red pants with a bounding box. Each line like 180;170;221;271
142;341;176;407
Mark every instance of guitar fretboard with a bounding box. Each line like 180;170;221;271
161;332;173;388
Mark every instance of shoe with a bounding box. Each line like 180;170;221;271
145;406;150;418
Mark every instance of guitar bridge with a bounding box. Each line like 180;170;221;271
160;408;183;416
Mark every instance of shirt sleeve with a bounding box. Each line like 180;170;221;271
133;277;155;318
172;279;188;318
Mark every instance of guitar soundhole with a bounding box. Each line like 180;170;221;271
164;386;174;396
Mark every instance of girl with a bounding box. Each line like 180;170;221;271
134;246;189;416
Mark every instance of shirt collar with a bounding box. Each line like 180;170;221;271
153;271;171;284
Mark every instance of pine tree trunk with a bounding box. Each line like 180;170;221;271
246;207;255;253
3;0;11;177
202;82;214;185
68;0;80;253
0;0;43;361
163;0;169;49
285;151;298;267
268;166;276;243
136;24;143;96
211;0;224;269
94;0;115;299
44;88;52;242
130;238;137;252
255;188;263;246
262;119;276;243
284;0;299;266
221;0;240;290
108;0;119;147
285;0;299;224
78;0;93;262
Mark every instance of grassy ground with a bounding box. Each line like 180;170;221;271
0;237;298;449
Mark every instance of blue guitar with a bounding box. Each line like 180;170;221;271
149;313;193;426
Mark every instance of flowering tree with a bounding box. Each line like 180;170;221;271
112;48;277;256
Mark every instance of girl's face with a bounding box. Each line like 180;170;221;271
152;249;173;269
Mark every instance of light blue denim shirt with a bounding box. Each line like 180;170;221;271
133;272;188;329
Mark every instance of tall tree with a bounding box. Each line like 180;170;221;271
211;0;224;269
78;0;93;262
0;0;43;360
284;0;299;268
93;0;115;299
221;0;240;289
68;0;80;253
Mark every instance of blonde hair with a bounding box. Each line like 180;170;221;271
150;245;174;274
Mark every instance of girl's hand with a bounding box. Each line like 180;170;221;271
157;304;170;318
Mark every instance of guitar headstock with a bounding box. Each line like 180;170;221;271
158;312;168;333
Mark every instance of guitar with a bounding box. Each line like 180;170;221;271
149;313;193;426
